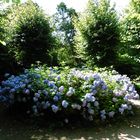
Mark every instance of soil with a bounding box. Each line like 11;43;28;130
0;100;140;140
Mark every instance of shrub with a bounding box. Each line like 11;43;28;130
74;0;120;67
0;66;139;122
3;1;55;67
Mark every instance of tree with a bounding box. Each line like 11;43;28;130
52;2;78;47
74;0;120;67
51;2;78;66
3;1;55;67
120;0;140;75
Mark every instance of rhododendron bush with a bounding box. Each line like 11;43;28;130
0;66;139;121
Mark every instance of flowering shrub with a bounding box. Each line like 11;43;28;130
0;66;139;121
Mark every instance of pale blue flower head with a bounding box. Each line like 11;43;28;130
121;104;128;110
62;100;69;108
53;96;59;102
24;89;30;95
66;91;73;97
56;75;61;81
88;115;93;121
35;93;40;98
101;114;106;120
88;108;94;115
33;97;38;102
92;73;100;79
119;107;124;114
10;88;16;93
59;86;64;92
94;101;99;107
85;93;95;102
109;111;115;118
51;105;59;113
44;79;49;84
100;110;106;115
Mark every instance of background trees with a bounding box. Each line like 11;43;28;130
2;1;56;68
51;2;78;66
119;0;140;76
74;0;120;67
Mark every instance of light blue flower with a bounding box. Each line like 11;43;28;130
119;107;124;114
45;101;51;108
85;93;95;102
53;96;59;102
84;76;89;81
112;97;118;102
10;88;16;93
82;100;87;107
51;105;59;113
66;91;73;97
21;84;26;89
56;75;61;81
92;90;97;95
69;87;75;93
27;85;32;89
121;104;128;110
24;89;30;95
92;73;100;79
43;90;48;96
128;85;135;92
94;101;99;107
35;93;40;98
101;114;106;120
33;97;38;102
71;104;81;110
62;100;69;108
102;84;107;90
93;80;101;87
88;108;94;115
108;111;115;118
88;115;93;121
48;81;55;88
44;79;49;84
134;93;139;99
100;110;106;115
128;105;132;110
59;86;64;92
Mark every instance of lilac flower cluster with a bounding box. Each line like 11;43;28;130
0;67;139;122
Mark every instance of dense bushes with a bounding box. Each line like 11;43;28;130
74;0;120;67
0;0;140;124
2;1;56;67
118;0;140;76
0;10;18;79
0;66;139;121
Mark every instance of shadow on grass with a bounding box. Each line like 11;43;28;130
0;106;140;140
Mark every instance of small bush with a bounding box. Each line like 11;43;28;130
0;66;139;122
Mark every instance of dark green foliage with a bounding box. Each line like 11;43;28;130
120;0;140;76
74;0;120;67
0;10;15;79
3;1;55;67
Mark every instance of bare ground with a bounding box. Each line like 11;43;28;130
0;100;140;140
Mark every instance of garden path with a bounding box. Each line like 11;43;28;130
0;100;140;140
